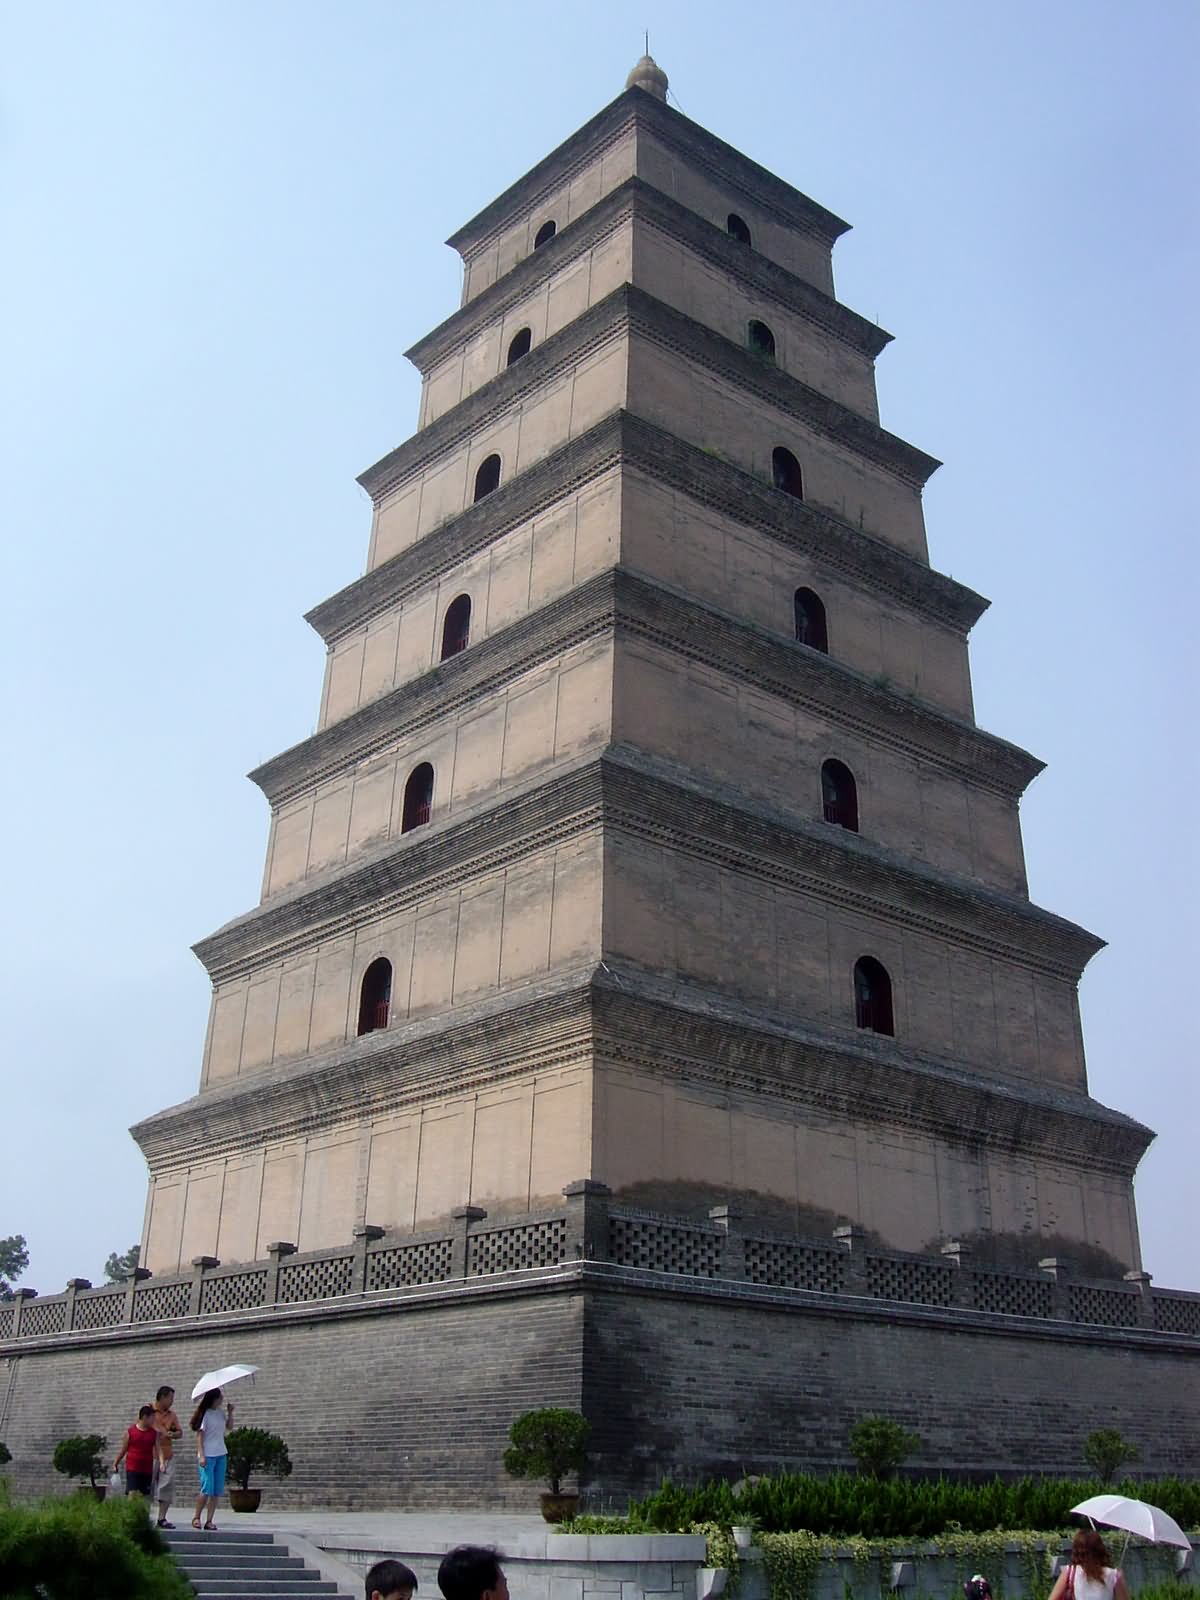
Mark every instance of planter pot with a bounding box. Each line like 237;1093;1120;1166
539;1491;580;1524
77;1484;106;1501
732;1526;755;1552
228;1488;262;1513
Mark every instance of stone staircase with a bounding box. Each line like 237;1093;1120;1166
161;1526;355;1600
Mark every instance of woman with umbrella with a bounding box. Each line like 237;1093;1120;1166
1048;1530;1131;1600
187;1363;256;1530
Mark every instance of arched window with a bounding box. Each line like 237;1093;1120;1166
748;319;776;361
506;327;531;366
821;759;858;832
440;595;471;660
727;213;752;246
357;957;392;1036
772;446;804;499
533;220;557;249
401;762;434;833
794;587;828;653
854;957;894;1036
473;454;501;502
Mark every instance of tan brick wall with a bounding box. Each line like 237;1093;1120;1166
601;835;1083;1087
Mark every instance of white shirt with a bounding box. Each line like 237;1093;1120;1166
198;1407;227;1458
1068;1566;1120;1600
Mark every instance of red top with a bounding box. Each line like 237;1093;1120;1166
125;1423;156;1474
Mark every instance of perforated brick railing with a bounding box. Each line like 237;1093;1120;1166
743;1235;848;1292
608;1209;724;1278
277;1254;355;1304
4;1195;1199;1344
366;1236;453;1290
467;1217;569;1275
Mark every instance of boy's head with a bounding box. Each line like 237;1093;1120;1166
366;1558;419;1600
137;1405;155;1425
437;1547;507;1600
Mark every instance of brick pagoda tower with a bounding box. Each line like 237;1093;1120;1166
134;56;1151;1285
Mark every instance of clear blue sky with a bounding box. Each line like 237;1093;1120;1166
2;1;1196;1293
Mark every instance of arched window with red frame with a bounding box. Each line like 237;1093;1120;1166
440;595;471;660
854;957;894;1036
357;957;392;1036
401;763;434;833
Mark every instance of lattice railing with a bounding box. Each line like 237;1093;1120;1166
132;1279;192;1323
0;1306;14;1339
18;1297;68;1337
467;1217;569;1276
968;1269;1056;1320
71;1289;126;1330
743;1235;847;1293
277;1254;355;1304
609;1209;724;1278
866;1253;955;1308
1068;1282;1144;1328
1152;1292;1200;1336
366;1237;453;1291
200;1269;268;1315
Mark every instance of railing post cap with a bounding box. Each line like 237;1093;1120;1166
451;1205;488;1222
65;1277;92;1290
940;1239;972;1261
128;1266;153;1282
267;1241;297;1258
563;1179;612;1197
354;1224;386;1241
15;1286;38;1299
833;1223;865;1246
1039;1256;1071;1275
190;1256;220;1270
1123;1268;1152;1285
708;1204;742;1224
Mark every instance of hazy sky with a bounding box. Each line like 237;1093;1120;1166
2;1;1196;1295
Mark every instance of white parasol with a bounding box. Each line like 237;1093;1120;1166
1070;1495;1193;1569
190;1363;259;1401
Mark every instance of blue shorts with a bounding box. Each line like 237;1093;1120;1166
199;1455;227;1496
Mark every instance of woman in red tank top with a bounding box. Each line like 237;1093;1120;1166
113;1404;160;1496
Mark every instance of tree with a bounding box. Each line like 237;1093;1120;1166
223;1428;293;1492
0;1235;28;1300
53;1434;108;1489
502;1407;590;1496
103;1244;140;1284
848;1414;921;1478
1084;1427;1140;1485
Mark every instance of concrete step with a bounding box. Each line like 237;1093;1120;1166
159;1526;352;1600
189;1586;338;1597
170;1554;307;1570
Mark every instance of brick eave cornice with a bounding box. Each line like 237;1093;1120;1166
591;969;1153;1175
272;569;1025;815
408;177;890;374
358;284;936;504
130;962;1148;1176
201;743;1091;988
314;413;984;646
446;88;849;260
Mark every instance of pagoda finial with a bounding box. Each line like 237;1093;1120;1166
625;51;668;101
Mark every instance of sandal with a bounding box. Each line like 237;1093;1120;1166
157;1520;175;1529
204;1522;217;1531
191;1517;202;1530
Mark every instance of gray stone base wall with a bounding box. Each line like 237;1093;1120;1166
2;1266;1197;1508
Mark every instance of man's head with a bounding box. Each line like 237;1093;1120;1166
437;1546;508;1600
155;1386;175;1407
366;1558;419;1600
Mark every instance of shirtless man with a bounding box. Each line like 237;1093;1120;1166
150;1383;183;1529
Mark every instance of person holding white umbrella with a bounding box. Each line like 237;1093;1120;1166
1048;1530;1132;1600
187;1363;258;1531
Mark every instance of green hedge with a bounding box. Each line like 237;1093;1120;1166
604;1472;1200;1538
0;1493;192;1599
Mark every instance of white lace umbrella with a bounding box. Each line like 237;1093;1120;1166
1070;1494;1191;1549
190;1363;259;1401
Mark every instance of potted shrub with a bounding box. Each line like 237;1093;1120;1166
0;1442;11;1467
848;1414;920;1478
730;1511;758;1552
223;1427;293;1512
502;1406;589;1522
53;1434;108;1499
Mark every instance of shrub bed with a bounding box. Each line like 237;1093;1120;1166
0;1493;191;1599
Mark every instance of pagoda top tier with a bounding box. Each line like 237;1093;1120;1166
445;74;851;291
